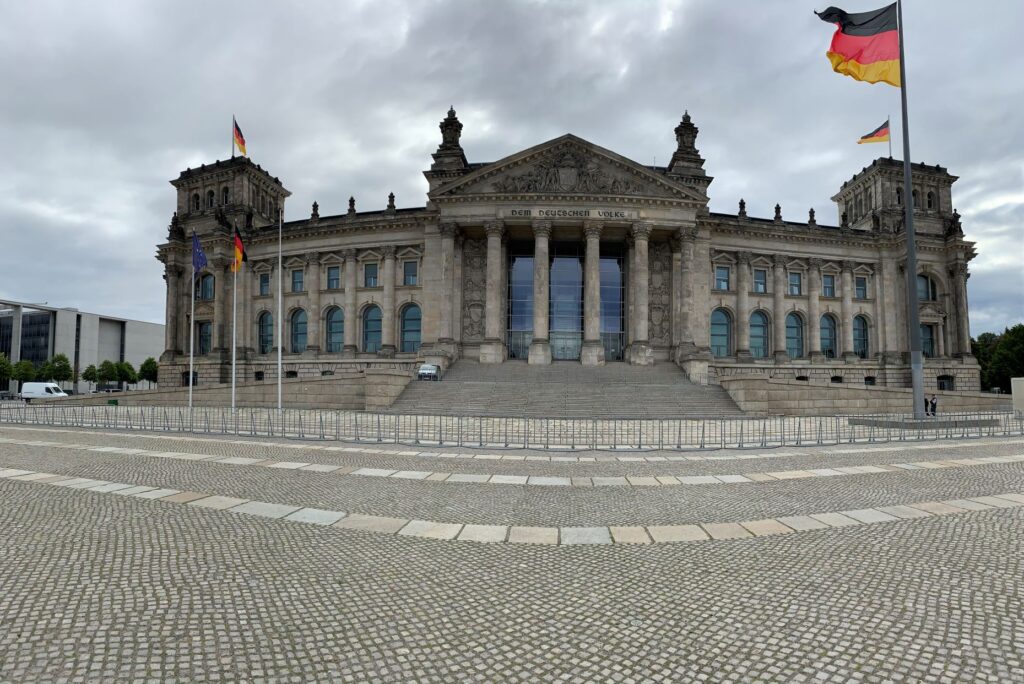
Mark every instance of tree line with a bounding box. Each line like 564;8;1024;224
0;354;159;390
972;324;1024;394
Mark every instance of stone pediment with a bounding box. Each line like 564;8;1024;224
430;135;707;203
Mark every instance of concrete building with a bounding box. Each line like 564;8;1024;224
155;109;979;391
0;300;164;392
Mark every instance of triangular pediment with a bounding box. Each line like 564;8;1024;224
430;135;707;203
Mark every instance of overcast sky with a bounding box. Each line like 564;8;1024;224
1;1;1021;334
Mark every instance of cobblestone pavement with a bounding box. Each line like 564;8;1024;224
1;426;1023;682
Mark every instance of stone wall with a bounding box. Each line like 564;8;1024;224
719;375;1012;416
364;368;413;411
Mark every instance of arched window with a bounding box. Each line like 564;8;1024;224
400;304;421;353
926;191;935;210
290;309;307;353
221;187;230;205
820;314;838;359
206;190;215;208
257;312;273;355
362;305;382;352
192;193;201;211
916;274;937;301
195;273;214;301
749;311;769;359
912;189;919;208
325;307;344;353
710;309;732;358
786;313;804;358
853;315;869;359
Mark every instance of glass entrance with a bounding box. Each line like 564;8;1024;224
599;247;625;361
506;248;534;359
549;245;583;360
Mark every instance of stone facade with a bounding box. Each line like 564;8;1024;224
156;109;979;392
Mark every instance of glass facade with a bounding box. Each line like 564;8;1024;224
599;247;625;361
506;247;534;359
0;312;51;366
549;243;583;360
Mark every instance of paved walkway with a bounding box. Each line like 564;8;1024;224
1;425;1023;682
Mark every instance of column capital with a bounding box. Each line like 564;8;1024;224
948;262;968;278
485;220;505;238
531;220;551;238
736;251;752;265
772;254;788;267
304;251;320;265
841;259;856;273
582;221;603;240
439;221;460;238
382;245;397;259
808;258;823;270
631;221;653;240
676;226;698;243
165;265;184;278
341;248;358;261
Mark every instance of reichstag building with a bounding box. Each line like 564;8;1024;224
157;109;979;390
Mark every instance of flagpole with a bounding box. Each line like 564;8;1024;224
887;114;892;158
277;207;283;414
231;230;238;413
189;262;195;412
231;115;235;159
896;0;926;419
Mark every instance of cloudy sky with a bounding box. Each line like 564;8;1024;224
1;0;1021;334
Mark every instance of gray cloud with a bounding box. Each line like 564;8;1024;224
1;0;1021;333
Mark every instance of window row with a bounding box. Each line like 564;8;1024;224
713;267;869;299
710;309;871;360
256;262;418;296
191;187;232;211
255;304;421;355
895;187;939;211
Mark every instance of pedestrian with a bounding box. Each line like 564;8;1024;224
923;396;930;417
929;394;938;417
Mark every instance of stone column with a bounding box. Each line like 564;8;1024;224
306;252;321;354
677;227;698;357
628;221;654;365
735;251;752;360
772;254;789;362
840;261;857;361
342;249;358;357
670;236;683;352
164;266;180;353
8;304;22;393
581;221;604;366
529;220;552;365
452;235;464;345
437;223;458;346
807;259;823;361
951;263;972;357
625;237;635;346
479;220;506;363
380;246;397;357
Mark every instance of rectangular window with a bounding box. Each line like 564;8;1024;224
855;276;868;299
259;273;270;296
714;266;730;291
291;269;304;293
364;263;378;287
921;324;935;358
822;274;836;298
197;321;212;355
788;272;802;296
327;266;341;290
403;261;418;286
753;269;767;294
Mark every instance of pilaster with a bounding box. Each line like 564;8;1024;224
342;249;358;357
735;251;752;361
581;221;605;366
808;258;824;362
840;260;857;362
479;220;507;363
528;220;552;365
380;245;397;358
627;221;654;366
772;254;789;362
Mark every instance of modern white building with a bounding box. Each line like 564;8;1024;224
0;300;164;392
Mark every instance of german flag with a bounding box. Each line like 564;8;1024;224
816;4;900;87
231;228;248;273
857;119;891;144
233;117;247;156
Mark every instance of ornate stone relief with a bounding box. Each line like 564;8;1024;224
648;241;672;346
488;144;647;195
461;238;487;342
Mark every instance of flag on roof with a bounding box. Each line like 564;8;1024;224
857;119;891;144
816;4;900;87
233;117;247;156
191;231;207;276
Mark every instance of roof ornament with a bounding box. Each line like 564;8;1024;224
738;198;746;218
311;201;319;220
774;203;782;223
431;106;468;172
807;207;816;226
386;192;396;215
667;110;706;178
347;196;356;216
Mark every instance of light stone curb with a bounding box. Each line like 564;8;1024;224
3;465;1024;547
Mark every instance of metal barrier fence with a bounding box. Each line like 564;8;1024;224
1;404;1022;451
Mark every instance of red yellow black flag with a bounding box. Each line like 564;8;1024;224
816;4;900;87
857;119;891;144
233;117;247;156
231;229;248;273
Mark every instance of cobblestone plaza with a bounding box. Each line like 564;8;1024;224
2;425;1023;682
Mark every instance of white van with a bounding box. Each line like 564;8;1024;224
20;383;68;403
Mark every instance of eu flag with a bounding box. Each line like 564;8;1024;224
191;231;207;276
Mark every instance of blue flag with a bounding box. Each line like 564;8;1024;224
191;232;207;276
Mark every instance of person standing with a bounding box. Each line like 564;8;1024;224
929;394;938;417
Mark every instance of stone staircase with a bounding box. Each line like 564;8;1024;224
388;360;744;418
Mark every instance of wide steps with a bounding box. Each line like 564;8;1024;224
389;361;743;419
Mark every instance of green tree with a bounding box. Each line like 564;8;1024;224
12;360;36;389
81;364;98;386
116;361;138;387
985;324;1024;394
97;360;119;388
139;357;159;388
972;332;1001;390
0;353;12;387
35;361;55;382
50;354;73;385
